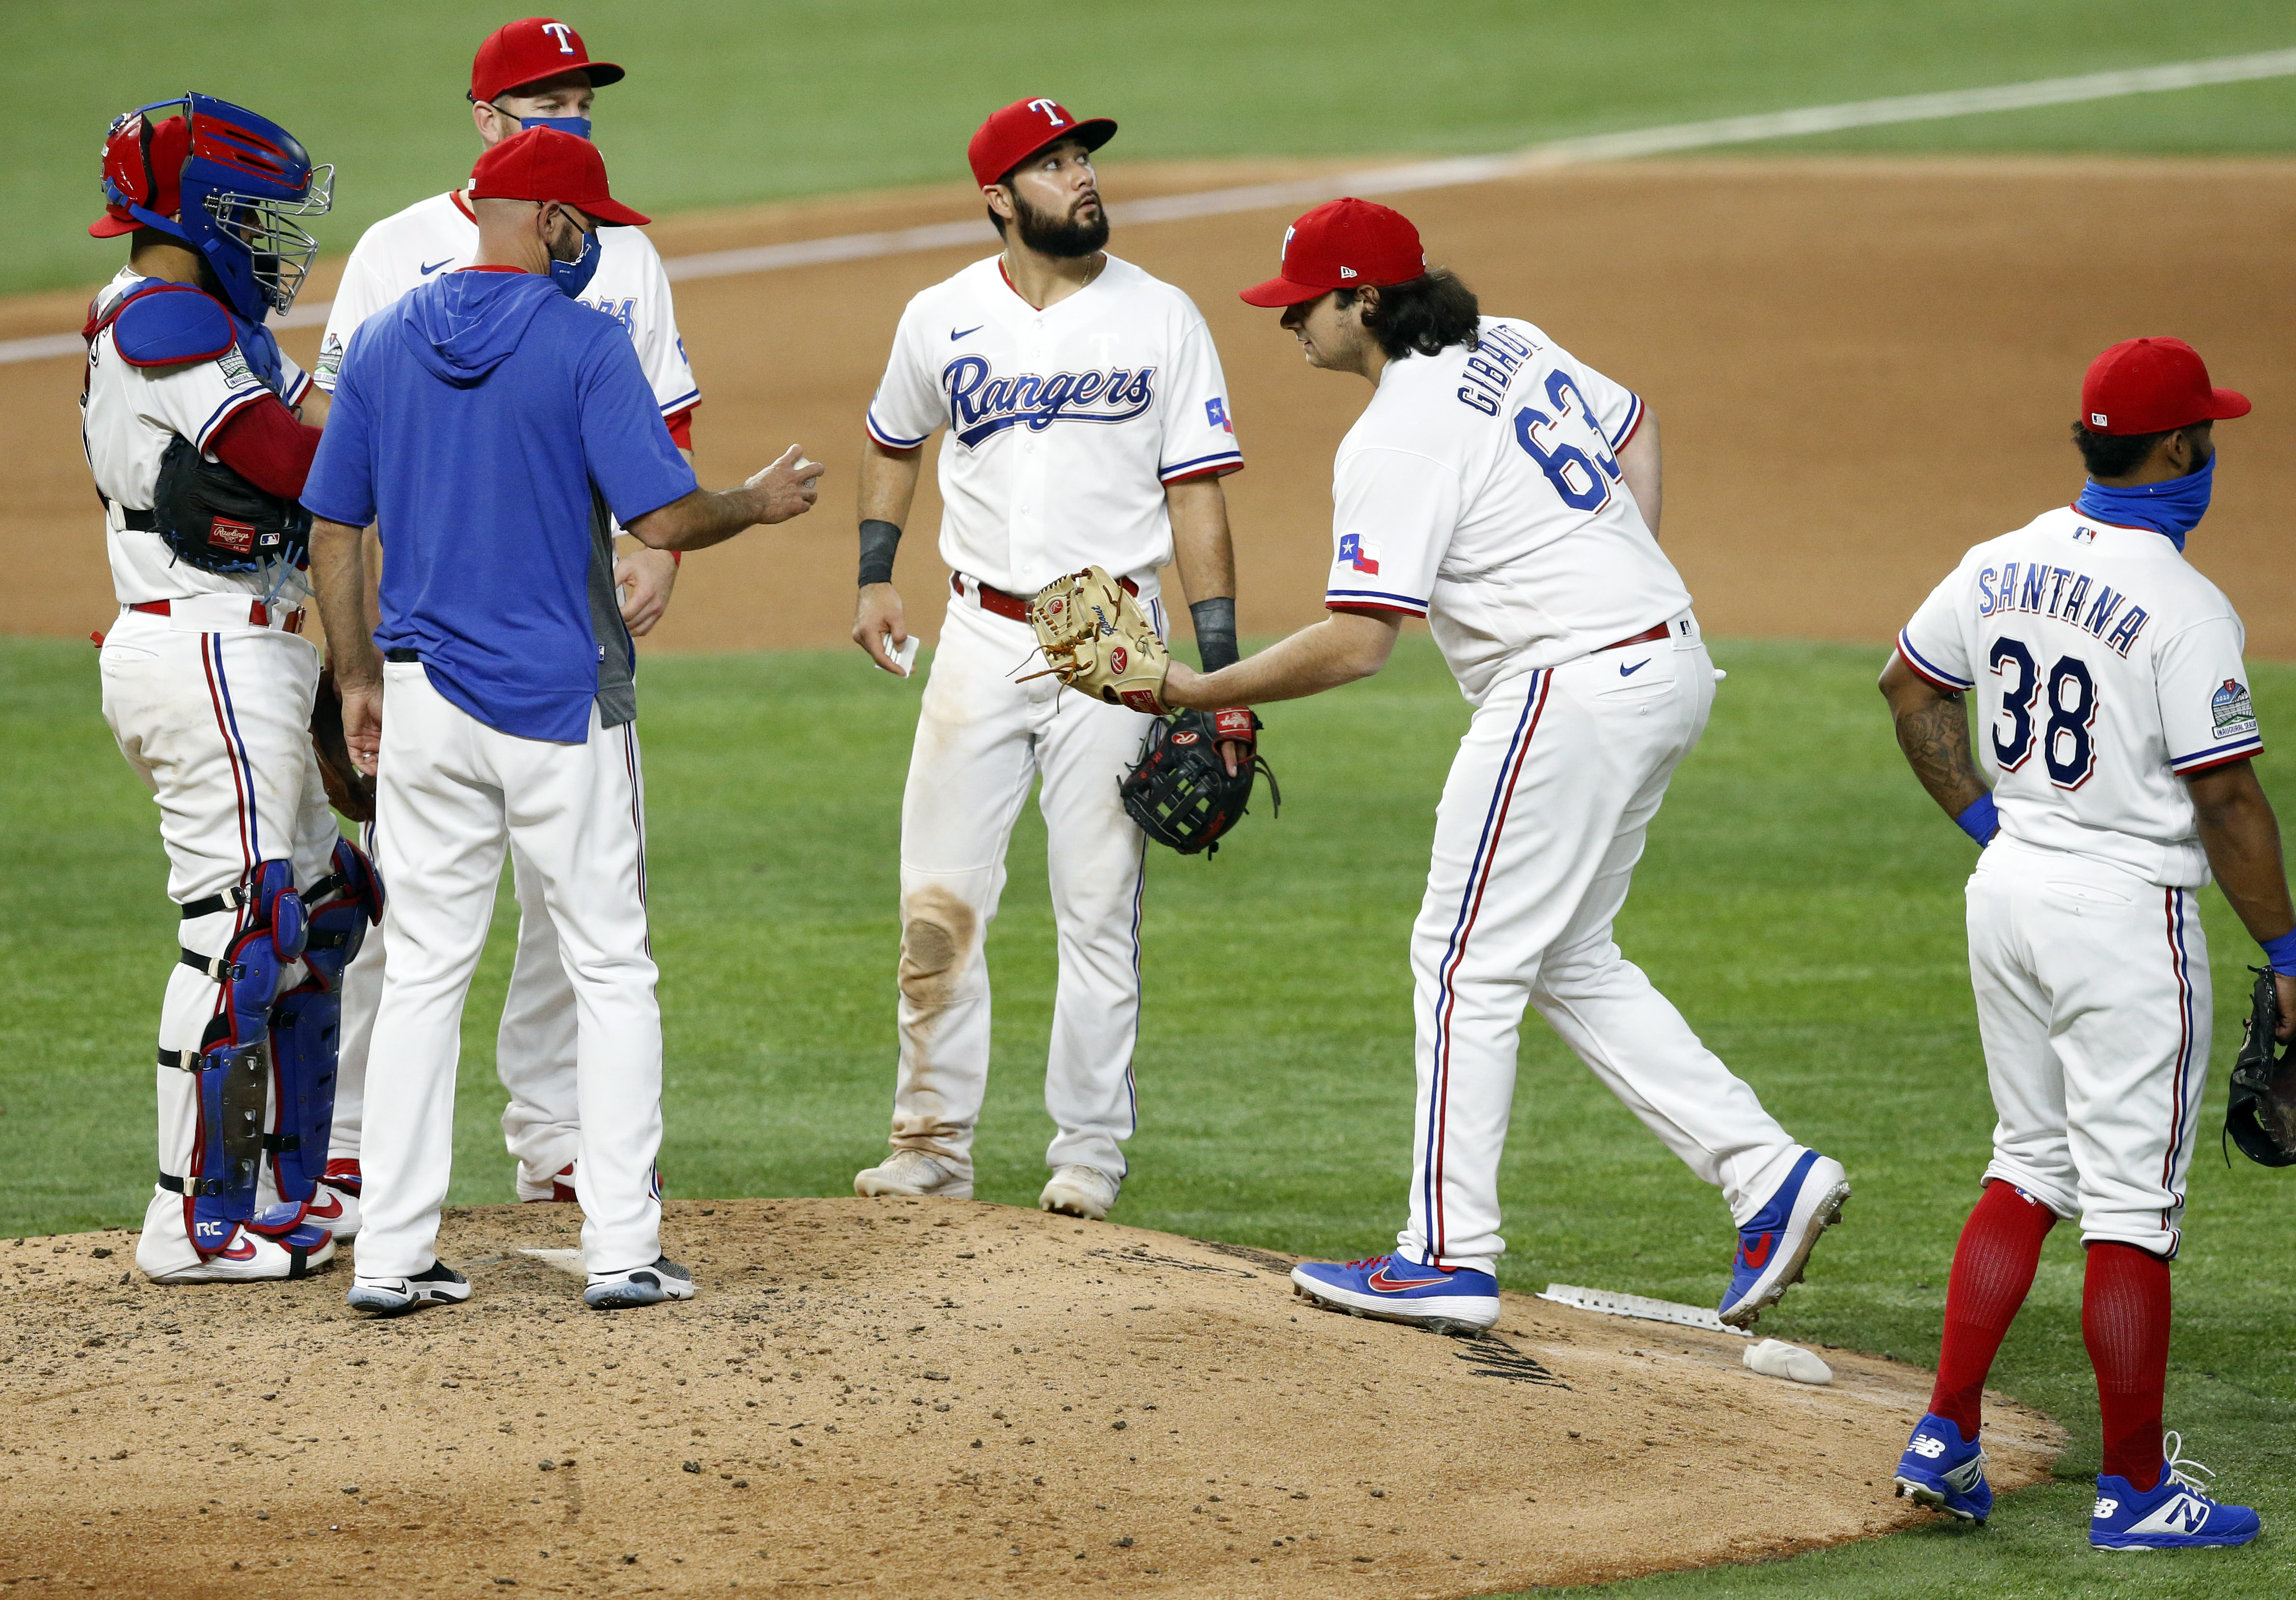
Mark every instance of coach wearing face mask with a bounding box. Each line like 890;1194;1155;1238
301;127;822;1317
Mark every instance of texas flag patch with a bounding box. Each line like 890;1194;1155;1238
1205;397;1233;433
1337;532;1380;575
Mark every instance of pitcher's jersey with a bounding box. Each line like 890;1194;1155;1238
864;253;1242;594
315;189;699;422
1323;316;1690;704
81;268;312;606
1896;505;2261;888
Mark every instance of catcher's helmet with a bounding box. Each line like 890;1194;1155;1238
94;94;332;323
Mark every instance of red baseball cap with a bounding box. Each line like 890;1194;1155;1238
470;126;649;224
2080;337;2249;435
1239;198;1426;308
967;97;1116;189
470;17;625;104
91;109;190;238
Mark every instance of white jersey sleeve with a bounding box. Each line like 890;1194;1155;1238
864;299;942;450
614;229;699;418
2155;617;2263;775
314;243;402;393
1896;557;1979;691
1326;447;1458;618
1155;308;1244;484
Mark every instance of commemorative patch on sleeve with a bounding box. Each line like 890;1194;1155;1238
2213;678;2259;738
215;345;258;390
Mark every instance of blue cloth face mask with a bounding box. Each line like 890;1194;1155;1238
518;115;593;140
2074;452;2215;551
545;215;601;299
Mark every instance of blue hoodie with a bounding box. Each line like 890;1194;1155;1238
304;269;697;742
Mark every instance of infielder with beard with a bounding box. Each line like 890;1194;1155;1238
848;97;1248;1220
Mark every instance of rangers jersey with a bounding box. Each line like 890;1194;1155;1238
864;253;1242;594
316;189;698;423
1897;505;2262;888
81;267;312;606
1322;316;1687;703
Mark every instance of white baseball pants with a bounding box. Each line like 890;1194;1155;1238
1965;840;2210;1257
330;816;587;1196
97;606;339;1277
356;661;663;1279
1401;621;1809;1277
884;585;1158;1181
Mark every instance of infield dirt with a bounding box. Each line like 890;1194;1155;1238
2;1198;2060;1598
5;155;2294;658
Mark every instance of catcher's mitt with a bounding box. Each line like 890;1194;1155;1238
153;434;311;575
1121;708;1278;857
1027;565;1171;714
2227;967;2296;1168
310;666;376;824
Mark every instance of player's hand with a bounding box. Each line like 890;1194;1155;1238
747;444;826;524
2278;972;2296;1043
1162;659;1208;710
855;582;908;675
615;545;679;636
340;682;383;777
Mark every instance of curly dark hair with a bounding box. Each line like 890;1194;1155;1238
1335;267;1481;359
2071;422;2175;480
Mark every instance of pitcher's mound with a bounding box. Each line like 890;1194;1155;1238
3;1198;2057;1596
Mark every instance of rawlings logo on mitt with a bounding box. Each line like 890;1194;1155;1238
1026;565;1172;714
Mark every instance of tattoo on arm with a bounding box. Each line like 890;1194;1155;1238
1894;691;1990;818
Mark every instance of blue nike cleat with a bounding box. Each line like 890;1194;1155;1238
2091;1435;2261;1550
1894;1413;1992;1522
1720;1149;1851;1328
1290;1253;1500;1334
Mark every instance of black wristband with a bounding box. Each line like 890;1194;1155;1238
858;519;903;587
1189;596;1239;673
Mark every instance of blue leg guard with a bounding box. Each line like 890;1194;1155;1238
266;840;383;1204
179;861;307;1255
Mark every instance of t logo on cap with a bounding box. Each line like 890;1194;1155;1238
1026;98;1066;128
541;21;575;53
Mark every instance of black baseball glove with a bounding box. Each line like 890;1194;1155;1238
152;434;310;575
2226;967;2296;1168
1120;708;1278;857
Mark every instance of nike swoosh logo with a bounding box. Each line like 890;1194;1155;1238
950;325;984;341
420;258;453;275
1738;1231;1776;1269
1619;658;1649;677
1366;1265;1450;1293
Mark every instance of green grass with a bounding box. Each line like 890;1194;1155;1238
4;632;2295;1595
7;1;2296;295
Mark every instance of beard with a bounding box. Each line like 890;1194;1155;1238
1011;188;1109;258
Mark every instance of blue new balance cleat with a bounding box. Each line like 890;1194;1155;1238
1894;1413;1992;1522
1720;1149;1851;1328
1290;1253;1500;1334
2091;1435;2261;1550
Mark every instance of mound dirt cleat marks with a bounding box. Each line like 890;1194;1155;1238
1719;1149;1850;1328
2091;1434;2261;1550
347;1260;470;1317
1893;1413;1992;1522
1290;1253;1501;1334
585;1255;695;1311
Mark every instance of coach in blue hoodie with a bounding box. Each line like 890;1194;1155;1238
304;128;822;1319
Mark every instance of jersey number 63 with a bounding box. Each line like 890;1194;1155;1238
1512;371;1622;512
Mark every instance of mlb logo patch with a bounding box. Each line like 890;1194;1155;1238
1337;533;1380;575
1205;397;1233;433
2072;525;2096;544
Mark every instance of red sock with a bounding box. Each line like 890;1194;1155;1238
2084;1240;2171;1493
1927;1181;2058;1436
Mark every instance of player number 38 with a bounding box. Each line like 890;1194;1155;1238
1989;636;2098;788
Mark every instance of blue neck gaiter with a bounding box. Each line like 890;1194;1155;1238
518;115;593;140
2075;454;2214;551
